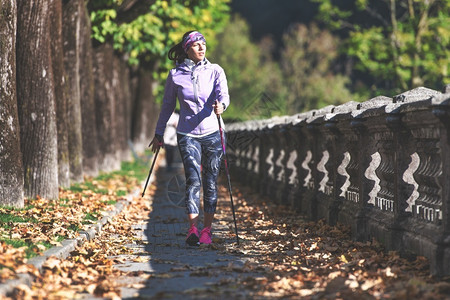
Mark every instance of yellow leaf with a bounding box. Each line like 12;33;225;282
339;254;348;263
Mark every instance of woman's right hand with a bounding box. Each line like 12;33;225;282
148;135;164;153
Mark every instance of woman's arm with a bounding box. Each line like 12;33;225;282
155;71;177;136
214;65;230;110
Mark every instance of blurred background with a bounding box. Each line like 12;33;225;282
88;0;449;121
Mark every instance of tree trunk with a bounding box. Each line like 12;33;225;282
114;56;132;161
51;0;70;188
62;0;83;183
93;43;120;172
16;0;59;200
0;0;24;207
79;0;99;177
131;64;160;152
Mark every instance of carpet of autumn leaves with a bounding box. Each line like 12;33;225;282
2;158;450;299
0;172;155;299
0;166;149;299
215;184;450;299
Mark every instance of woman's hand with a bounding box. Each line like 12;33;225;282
213;100;225;115
148;135;164;153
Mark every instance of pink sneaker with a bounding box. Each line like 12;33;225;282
199;227;212;244
186;224;199;246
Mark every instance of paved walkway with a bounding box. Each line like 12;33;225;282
111;157;258;299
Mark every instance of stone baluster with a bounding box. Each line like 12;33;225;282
320;102;360;225
310;113;335;223
287;117;309;210
300;109;330;220
355;103;398;245
324;116;348;226
233;128;249;179
345;96;392;241
268;123;285;202
258;126;273;194
265;125;281;200
239;129;251;182
250;126;262;191
276;122;295;206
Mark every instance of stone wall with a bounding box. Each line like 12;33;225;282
226;87;450;276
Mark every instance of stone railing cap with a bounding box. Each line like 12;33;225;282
386;87;441;113
431;92;450;105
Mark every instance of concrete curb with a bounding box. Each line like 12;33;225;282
0;183;148;297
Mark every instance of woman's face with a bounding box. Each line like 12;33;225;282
187;41;206;64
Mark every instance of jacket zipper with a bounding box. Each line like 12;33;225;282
191;70;201;134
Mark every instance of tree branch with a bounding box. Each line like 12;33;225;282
116;0;157;24
365;1;390;27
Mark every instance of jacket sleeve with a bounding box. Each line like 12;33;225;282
214;65;230;110
155;71;177;136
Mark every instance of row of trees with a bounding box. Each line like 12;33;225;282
0;0;229;207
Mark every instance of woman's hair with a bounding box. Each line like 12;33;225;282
168;31;195;64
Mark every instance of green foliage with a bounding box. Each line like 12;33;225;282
90;0;230;73
313;0;450;93
209;15;287;120
280;23;356;113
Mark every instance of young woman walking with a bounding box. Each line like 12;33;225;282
149;31;230;246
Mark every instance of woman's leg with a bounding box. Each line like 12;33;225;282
201;131;223;227
177;134;202;228
203;212;214;228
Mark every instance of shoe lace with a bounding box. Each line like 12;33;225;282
201;227;211;237
188;225;198;235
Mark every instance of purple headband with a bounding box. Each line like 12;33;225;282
182;31;206;52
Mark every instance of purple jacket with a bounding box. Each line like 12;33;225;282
155;58;230;137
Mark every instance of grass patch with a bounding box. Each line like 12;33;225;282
1;239;54;259
68;184;85;193
82;212;100;224
0;213;37;225
116;190;127;197
55;235;66;243
120;159;150;182
0;205;35;211
68;223;81;232
102;200;117;205
97;155;151;183
69;182;108;195
68;153;151;196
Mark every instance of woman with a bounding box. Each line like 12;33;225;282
149;31;230;246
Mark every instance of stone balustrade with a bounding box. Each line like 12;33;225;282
226;86;450;276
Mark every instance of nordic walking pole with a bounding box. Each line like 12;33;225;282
141;147;160;197
217;113;240;245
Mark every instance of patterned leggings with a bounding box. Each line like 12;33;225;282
177;131;224;214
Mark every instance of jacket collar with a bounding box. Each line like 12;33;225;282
177;58;209;72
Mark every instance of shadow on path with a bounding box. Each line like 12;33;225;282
114;153;259;299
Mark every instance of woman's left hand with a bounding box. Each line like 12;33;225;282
213;100;224;115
